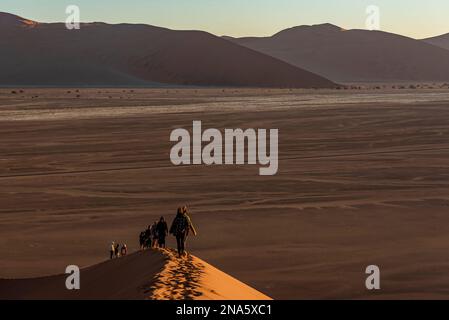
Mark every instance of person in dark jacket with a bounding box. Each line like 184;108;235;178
144;225;152;249
139;231;146;250
170;206;197;257
150;221;158;248
156;216;169;248
114;243;120;258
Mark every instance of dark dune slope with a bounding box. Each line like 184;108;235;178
423;33;449;51
0;250;165;300
0;12;335;88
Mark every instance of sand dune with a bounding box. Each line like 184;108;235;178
0;12;335;88
423;33;449;51
0;249;270;300
227;24;449;83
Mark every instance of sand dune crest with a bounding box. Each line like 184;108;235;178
150;249;271;300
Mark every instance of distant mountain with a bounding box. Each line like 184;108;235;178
227;24;449;83
423;33;449;51
0;12;335;88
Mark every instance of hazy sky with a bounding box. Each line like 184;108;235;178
2;0;448;39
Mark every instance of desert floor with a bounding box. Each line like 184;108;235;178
1;88;449;299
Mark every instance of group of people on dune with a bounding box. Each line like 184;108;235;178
140;217;169;249
139;206;197;257
110;241;128;259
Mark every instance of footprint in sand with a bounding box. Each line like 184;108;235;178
148;249;205;300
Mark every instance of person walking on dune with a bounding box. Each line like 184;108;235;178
144;225;152;249
139;231;146;250
110;241;115;259
151;221;158;248
156;216;169;248
170;206;197;257
121;244;128;256
114;242;120;258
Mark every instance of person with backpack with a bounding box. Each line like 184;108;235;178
156;216;169;248
169;206;197;257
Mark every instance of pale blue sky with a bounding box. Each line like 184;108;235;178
1;0;448;39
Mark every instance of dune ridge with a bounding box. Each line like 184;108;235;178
0;249;271;300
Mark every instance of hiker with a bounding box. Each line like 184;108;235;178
121;244;128;256
139;231;146;250
144;225;152;249
114;242;120;258
151;221;158;248
169;206;197;257
156;216;169;248
110;242;115;259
